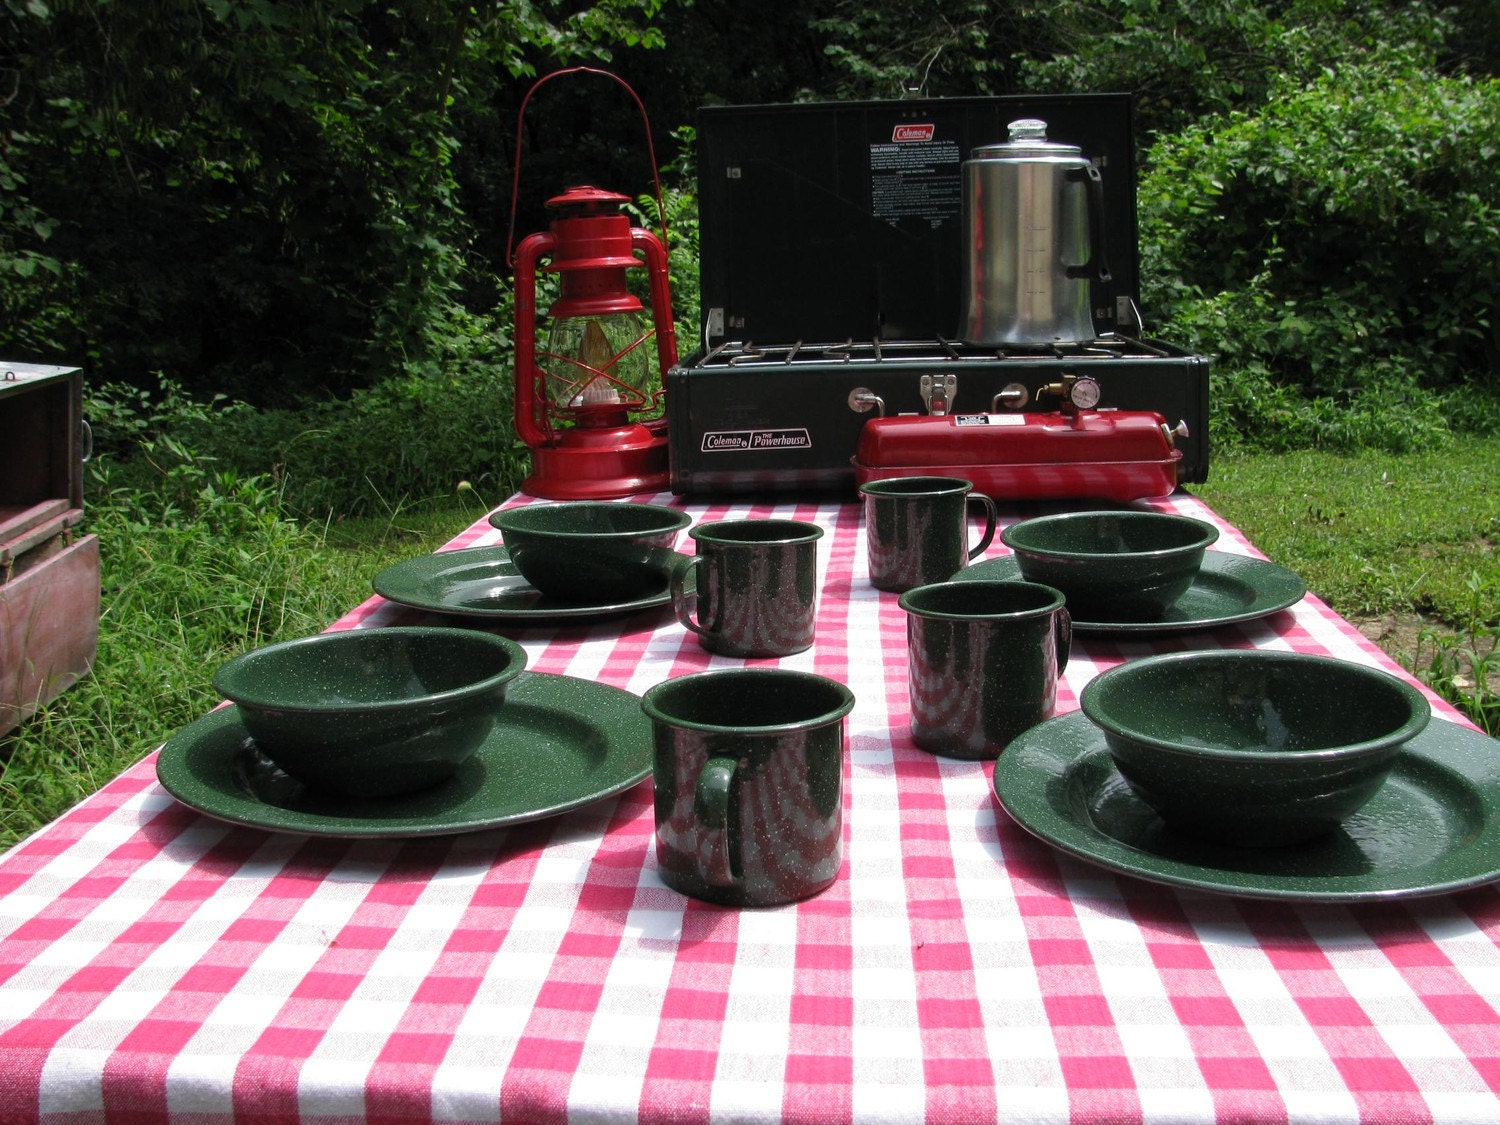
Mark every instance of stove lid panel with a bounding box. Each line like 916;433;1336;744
696;94;1139;349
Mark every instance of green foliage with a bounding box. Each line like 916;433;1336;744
5;0;1500;464
1139;47;1500;451
82;315;528;523
805;0;1045;98
1019;0;1457;139
89;445;310;641
196;370;527;522
1196;439;1500;628
0;124;72;356
84;378;247;461
0;431;347;846
1196;437;1500;732
0;0;681;399
1414;573;1500;735
625;125;701;358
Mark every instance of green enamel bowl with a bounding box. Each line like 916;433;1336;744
489;501;691;604
1001;511;1220;621
212;627;527;799
1080;650;1431;847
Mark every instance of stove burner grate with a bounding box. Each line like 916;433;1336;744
699;336;1174;368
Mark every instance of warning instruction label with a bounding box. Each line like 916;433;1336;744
869;139;962;229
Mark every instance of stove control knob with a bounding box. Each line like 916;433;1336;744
1161;419;1191;446
1067;375;1103;410
991;383;1029;410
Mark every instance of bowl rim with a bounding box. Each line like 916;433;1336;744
212;626;528;714
488;500;692;541
1079;649;1431;763
1000;510;1220;560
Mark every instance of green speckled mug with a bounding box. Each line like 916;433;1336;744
899;580;1070;761
860;476;998;593
642;669;855;907
671;519;823;658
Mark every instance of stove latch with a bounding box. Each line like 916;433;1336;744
921;373;957;416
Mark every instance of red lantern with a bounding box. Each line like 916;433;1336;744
507;71;675;499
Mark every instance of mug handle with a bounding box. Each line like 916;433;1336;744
1054;606;1073;676
694;756;740;888
966;493;998;560
671;555;713;639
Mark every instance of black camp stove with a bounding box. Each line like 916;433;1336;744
666;94;1210;499
669;333;1207;498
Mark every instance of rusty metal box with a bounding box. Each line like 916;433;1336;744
1;362;99;736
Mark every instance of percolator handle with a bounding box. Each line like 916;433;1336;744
1065;163;1112;284
504;66;671;268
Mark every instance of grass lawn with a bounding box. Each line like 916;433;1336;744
1195;436;1500;630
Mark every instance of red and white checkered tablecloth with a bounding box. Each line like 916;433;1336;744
2;491;1497;1125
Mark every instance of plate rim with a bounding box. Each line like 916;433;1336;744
155;672;651;838
992;710;1500;902
955;551;1306;635
372;543;680;622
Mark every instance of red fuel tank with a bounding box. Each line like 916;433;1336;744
851;408;1183;502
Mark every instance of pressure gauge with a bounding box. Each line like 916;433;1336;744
1068;375;1103;410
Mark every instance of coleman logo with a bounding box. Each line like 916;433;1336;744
701;428;813;452
892;124;935;142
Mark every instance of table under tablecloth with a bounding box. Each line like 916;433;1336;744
1;489;1497;1125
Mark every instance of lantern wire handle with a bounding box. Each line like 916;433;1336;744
505;67;671;269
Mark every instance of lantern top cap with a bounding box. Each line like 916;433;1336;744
547;185;631;213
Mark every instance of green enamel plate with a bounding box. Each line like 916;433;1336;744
994;710;1500;902
156;673;651;838
953;551;1306;635
372;544;681;622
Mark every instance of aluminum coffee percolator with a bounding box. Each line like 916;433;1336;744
959;118;1111;346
